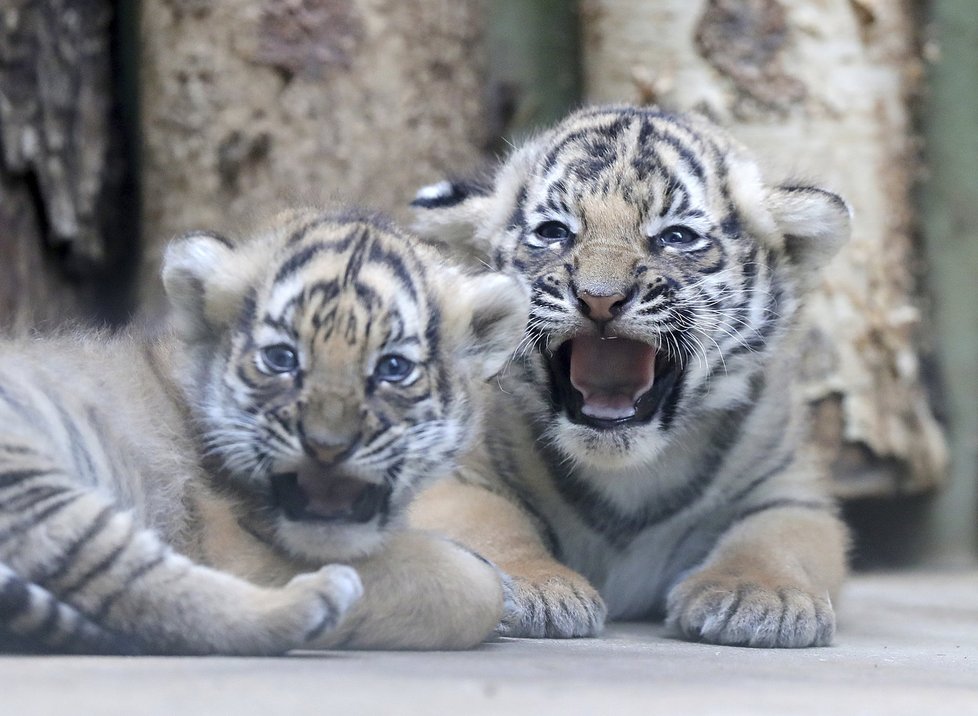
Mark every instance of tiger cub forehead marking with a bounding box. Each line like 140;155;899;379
505;108;753;301
251;217;436;365
517;108;740;245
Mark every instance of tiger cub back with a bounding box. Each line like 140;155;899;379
0;209;527;654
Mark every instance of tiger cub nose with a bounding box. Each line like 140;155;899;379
577;290;627;322
302;429;359;464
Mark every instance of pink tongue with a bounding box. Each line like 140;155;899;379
569;336;656;420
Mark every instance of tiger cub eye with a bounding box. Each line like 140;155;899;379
373;354;415;383
260;344;299;374
657;226;701;248
534;221;573;241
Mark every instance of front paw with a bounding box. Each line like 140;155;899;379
283;564;363;644
667;573;834;648
499;573;606;638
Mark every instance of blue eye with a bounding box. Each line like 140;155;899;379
658;226;702;248
374;354;415;383
260;344;299;374
534;221;572;241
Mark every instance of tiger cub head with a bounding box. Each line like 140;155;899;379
412;105;850;469
161;209;528;562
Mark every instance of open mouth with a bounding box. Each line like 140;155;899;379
270;470;392;524
546;335;683;430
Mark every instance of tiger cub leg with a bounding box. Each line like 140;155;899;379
0;468;361;654
667;506;847;648
311;530;504;650
0;561;141;654
410;480;606;638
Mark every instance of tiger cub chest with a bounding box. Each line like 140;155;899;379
553;505;718;620
529;461;730;620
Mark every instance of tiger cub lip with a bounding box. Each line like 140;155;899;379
271;470;391;524
547;334;682;430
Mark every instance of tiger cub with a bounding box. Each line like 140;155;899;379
0;209;527;654
410;105;851;647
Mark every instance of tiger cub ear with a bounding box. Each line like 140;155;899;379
161;230;242;340
767;185;852;288
410;178;497;260
412;149;539;266
445;271;529;381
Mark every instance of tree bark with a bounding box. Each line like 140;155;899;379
0;0;128;329
139;0;489;308
581;0;946;497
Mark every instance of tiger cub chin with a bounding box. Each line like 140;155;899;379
0;209;528;654
410;105;851;647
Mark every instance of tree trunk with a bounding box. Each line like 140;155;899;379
139;0;489;309
0;0;129;329
581;0;946;497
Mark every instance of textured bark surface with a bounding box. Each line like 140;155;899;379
139;0;489;308
581;0;946;497
0;0;124;329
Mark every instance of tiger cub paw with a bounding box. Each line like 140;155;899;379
280;564;363;646
666;573;834;648
498;573;606;638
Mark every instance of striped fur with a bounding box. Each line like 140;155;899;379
0;209;527;654
411;106;851;647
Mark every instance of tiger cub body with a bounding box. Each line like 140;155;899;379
411;106;851;647
0;209;527;654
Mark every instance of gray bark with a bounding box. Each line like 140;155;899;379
139;0;489;308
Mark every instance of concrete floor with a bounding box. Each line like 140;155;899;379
4;569;977;716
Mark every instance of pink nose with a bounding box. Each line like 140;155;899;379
302;431;358;463
577;290;626;322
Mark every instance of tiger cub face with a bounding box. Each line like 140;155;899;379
413;106;850;469
162;210;527;562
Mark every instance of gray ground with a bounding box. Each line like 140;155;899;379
4;569;977;716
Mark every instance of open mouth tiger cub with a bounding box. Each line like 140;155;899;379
0;209;527;654
411;105;851;647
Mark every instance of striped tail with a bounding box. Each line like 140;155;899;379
0;562;141;655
